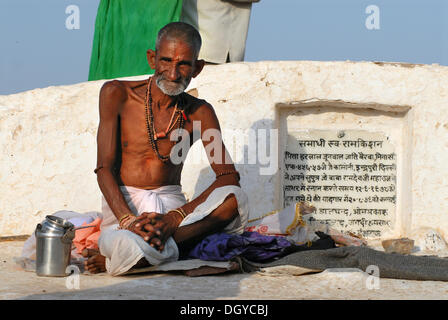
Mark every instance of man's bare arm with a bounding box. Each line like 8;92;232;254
178;103;240;216
95;81;135;223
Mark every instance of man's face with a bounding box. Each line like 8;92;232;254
152;37;199;96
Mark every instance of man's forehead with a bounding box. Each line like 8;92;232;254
158;36;190;50
157;36;196;56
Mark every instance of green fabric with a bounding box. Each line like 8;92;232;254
88;0;183;81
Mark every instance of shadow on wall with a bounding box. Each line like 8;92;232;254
190;119;280;216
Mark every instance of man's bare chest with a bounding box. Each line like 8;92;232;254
119;100;194;154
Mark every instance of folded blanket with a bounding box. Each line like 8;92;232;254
73;218;102;254
187;231;294;262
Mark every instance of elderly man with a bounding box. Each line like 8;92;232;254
85;22;248;275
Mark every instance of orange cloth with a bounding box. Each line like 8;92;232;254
73;218;102;254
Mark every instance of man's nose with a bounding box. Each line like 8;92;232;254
166;65;180;81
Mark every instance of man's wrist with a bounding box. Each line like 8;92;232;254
118;213;137;229
168;208;187;226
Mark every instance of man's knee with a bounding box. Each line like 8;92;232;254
99;229;137;258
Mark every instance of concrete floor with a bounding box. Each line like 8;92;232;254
1;240;448;300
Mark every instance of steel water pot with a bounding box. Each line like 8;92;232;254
35;215;76;277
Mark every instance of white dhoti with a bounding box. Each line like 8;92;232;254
99;185;249;276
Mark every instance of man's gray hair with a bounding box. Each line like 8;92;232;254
156;22;202;58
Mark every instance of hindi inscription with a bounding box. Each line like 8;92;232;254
283;130;396;238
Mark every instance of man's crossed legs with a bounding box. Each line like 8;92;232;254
83;194;240;274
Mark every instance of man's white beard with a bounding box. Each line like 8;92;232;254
155;74;191;96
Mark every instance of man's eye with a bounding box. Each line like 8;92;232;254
179;63;192;69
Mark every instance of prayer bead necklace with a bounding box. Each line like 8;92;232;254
144;77;186;162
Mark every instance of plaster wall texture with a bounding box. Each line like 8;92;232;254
0;61;447;242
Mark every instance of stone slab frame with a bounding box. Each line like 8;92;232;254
275;99;412;239
0;61;447;240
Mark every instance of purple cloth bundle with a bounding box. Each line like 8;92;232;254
187;231;294;262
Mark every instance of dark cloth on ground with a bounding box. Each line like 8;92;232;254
238;246;448;281
186;231;336;262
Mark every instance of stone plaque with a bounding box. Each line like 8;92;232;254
283;130;396;238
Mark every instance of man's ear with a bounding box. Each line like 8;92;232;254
146;49;156;70
192;59;205;78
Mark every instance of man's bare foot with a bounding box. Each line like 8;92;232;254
82;248;107;274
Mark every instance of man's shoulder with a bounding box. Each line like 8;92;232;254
182;91;214;117
100;79;128;101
